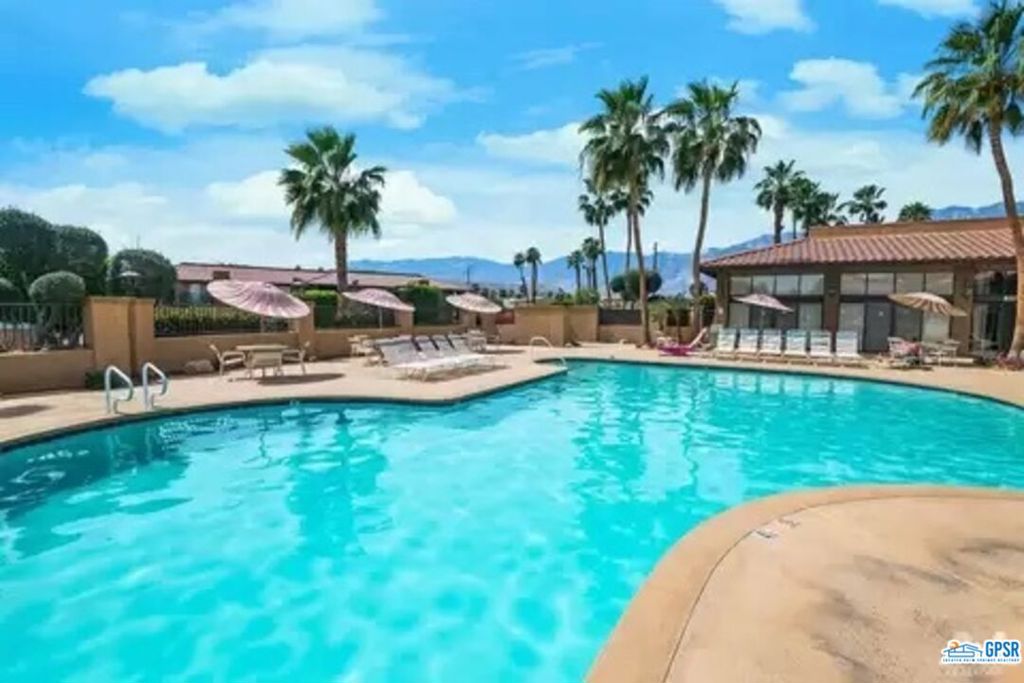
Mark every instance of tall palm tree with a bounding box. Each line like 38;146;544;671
567;250;584;293
667;81;761;328
610;185;653;273
280;126;386;313
578;179;616;300
580;77;669;346
581;237;603;290
512;251;528;298
841;184;888;223
754;159;803;244
898;201;934;222
525;246;542;303
917;1;1024;352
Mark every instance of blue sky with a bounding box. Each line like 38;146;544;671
0;0;1014;266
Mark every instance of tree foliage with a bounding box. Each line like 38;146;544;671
108;249;176;302
29;271;86;304
0;208;57;295
53;225;108;294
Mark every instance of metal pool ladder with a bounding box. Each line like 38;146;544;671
104;365;134;415
528;336;567;368
141;362;169;411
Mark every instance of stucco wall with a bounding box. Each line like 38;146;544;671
0;349;95;393
598;324;650;346
153;332;298;373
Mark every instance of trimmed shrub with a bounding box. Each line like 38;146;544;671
0;276;20;303
53;225;108;294
396;283;449;325
28;271;86;304
108;249;175;301
0;208;56;295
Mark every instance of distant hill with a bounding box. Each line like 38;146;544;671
931;202;1023;220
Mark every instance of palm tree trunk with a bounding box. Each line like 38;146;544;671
598;221;612;302
334;233;348;315
631;185;651;347
624;220;633;273
691;171;714;332
530;265;538;303
575;267;581;293
988;122;1024;353
773;203;784;245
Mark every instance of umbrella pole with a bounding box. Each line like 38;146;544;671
378;308;383;330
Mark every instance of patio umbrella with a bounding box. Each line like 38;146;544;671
888;292;967;317
343;288;415;328
733;293;794;330
445;293;502;315
207;280;310;319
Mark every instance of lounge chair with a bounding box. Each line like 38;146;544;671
446;334;499;369
377;338;453;379
834;331;867;366
209;344;246;376
736;329;761;357
808;331;834;364
783;330;809;362
758;329;783;360
886;337;921;368
712;328;738;358
414;335;475;371
659;328;709;357
281;341;311;374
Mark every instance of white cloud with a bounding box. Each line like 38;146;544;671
510;43;600;70
84;45;460;132
877;0;977;18
195;0;381;39
712;0;814;34
476;123;583;167
780;58;917;119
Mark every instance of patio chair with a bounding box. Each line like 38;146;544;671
834;331;867;366
808;331;834;364
658;328;708;357
713;328;738;358
465;330;487;352
209;344;246;377
247;350;284;379
886;337;920;369
783;330;809;362
736;329;761;357
282;341;311;375
758;329;783;360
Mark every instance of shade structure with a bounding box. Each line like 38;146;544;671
445;293;502;315
888;292;967;317
207;280;310;319
343;288;415;313
733;293;794;313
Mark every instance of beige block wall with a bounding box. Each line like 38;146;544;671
153;332;298;373
0;349;95;394
84;297;134;370
566;307;599;343
598;324;651;346
313;327;396;359
498;306;570;346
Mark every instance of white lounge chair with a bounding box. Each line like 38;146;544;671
834;331;867;366
713;328;738;357
783;330;809;362
377;338;453;379
445;334;498;369
808;330;834;364
415;335;475;372
736;329;761;357
209;344;246;377
758;329;783;360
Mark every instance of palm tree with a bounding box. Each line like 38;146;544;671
578;179;616;300
841;184;888;223
791;179;847;235
279;126;386;313
917;1;1024;352
898;201;934;222
667;81;761;328
580;77;669;346
610;185;653;273
567;250;584;293
581;237;603;290
755;160;803;244
525;246;542;303
512;251;528;298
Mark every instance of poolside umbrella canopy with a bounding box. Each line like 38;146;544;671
207;280;310;319
733;293;794;313
888;292;967;317
445;293;502;315
343;288;415;312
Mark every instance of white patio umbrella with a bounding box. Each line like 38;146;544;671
445;293;502;315
207;280;310;319
888;292;967;318
343;288;415;328
734;293;793;329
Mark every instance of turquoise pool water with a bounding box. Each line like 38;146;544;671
1;361;1022;682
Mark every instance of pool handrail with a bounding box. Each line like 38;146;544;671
104;365;134;415
141;362;169;411
528;336;567;368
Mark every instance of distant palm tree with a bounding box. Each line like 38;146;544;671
755;159;804;244
525;246;542;303
915;0;1024;351
513;251;528;298
279;126;386;313
842;184;888;223
580;77;669;346
667;81;761;328
792;179;847;235
578;180;616;300
898;201;933;222
567;250;584;293
581;237;603;290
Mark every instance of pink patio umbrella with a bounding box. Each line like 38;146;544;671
888;292;967;318
733;293;794;329
445;293;502;315
343;288;415;328
207;280;310;319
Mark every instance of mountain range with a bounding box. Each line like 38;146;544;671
352;202;1015;293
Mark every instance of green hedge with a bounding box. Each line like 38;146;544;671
396;283;450;325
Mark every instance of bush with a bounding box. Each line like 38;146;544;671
574;288;600;305
108;249;175;301
612;270;662;302
0;277;20;303
53;225;108;294
29;271;86;304
396;283;449;325
0;208;56;295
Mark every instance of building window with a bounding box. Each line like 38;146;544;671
799;303;823;330
895;272;924;293
775;274;800;296
729;303;750;328
841;273;867;296
752;275;774;294
730;276;752;296
800;273;825;296
212;270;230;280
188;283;203;303
924;272;954;296
974;270;1018;297
894;306;922;341
867;273;894;295
839;303;865;335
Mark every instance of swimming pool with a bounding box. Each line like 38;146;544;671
1;361;1022;682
